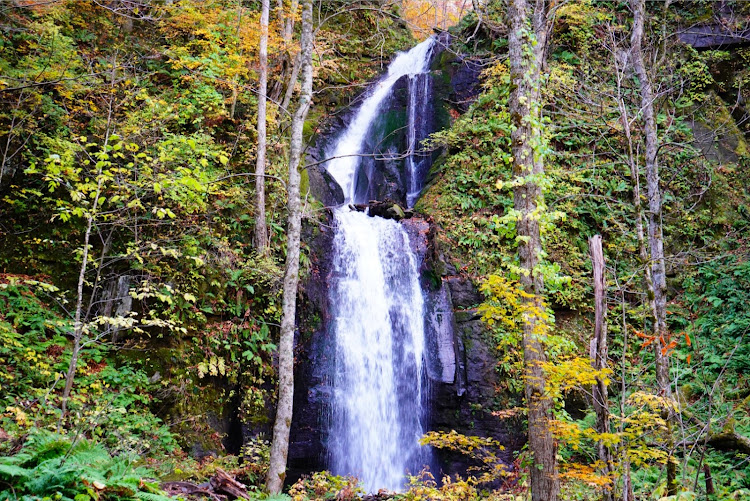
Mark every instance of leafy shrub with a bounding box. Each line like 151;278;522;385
288;471;363;501
0;279;177;457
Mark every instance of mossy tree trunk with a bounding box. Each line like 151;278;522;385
630;0;677;495
506;0;558;499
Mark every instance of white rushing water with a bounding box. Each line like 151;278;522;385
326;37;436;203
328;208;429;492
324;37;438;492
406;72;432;208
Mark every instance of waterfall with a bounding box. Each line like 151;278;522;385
324;38;437;491
328;210;430;491
406;72;433;208
326;37;436;204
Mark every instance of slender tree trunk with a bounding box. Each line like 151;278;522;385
61;174;104;419
630;1;676;495
703;464;715;496
506;1;558;499
255;0;270;252
613;43;659;335
60;82;116;417
280;52;302;119
613;42;659;500
630;0;669;396
265;0;313;493
271;0;301;104
589;235;614;501
282;0;299;41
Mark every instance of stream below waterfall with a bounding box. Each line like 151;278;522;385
323;37;438;492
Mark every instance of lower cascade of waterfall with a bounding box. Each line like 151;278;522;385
323;38;439;491
328;209;432;492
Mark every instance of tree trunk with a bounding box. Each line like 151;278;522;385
254;0;270;252
282;0;299;42
703;464;714;496
589;235;614;501
613;37;656;500
506;0;558;499
271;0;301;104
630;1;676;495
61;174;104;419
280;52;302;120
630;0;669;397
265;0;313;493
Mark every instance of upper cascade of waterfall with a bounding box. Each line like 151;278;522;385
326;37;436;203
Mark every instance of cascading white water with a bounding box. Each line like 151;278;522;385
406;72;433;208
328;209;429;491
326;37;436;203
324;38;437;492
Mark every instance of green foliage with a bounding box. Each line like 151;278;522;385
4;0;750;498
0;279;177;457
682;257;750;384
0;430;172;501
419;59;585;308
0;278;69;407
421;3;750;500
418;74;514;278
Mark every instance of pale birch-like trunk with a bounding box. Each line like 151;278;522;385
613;42;650;501
630;0;669;395
254;0;270;252
630;0;677;495
265;0;313;492
61;166;105;419
506;0;558;499
589;235;614;501
60;90;115;418
272;0;300;104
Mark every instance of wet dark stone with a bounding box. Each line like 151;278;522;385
678;24;750;49
307;161;344;207
446;276;483;309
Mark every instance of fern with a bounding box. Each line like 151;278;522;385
0;431;170;501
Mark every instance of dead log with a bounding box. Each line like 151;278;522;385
210;468;250;499
162;468;250;500
160;481;225;501
707;431;750;455
589;234;613;501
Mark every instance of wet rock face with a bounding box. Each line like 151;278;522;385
402;217;457;387
678;24;750;49
288;211;520;482
306;32;481;208
402;217;519;478
306;163;344;207
446;276;483;309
